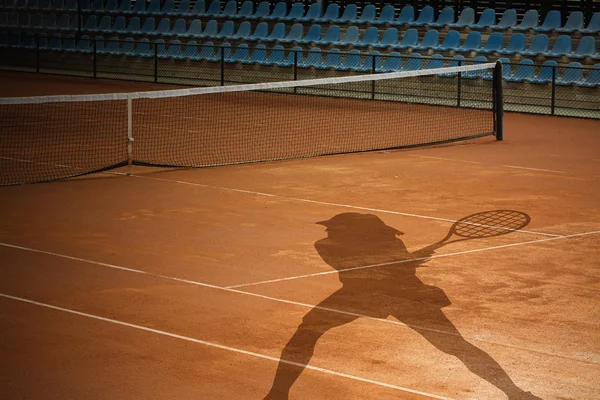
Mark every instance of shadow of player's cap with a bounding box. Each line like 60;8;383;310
317;213;403;235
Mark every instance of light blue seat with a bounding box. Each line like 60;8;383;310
99;36;119;54
167;0;187;16
448;7;474;28
469;8;495;29
335;49;361;71
432;30;459;51
279;23;303;44
198;19;218;38
557;62;583;85
520;34;548;56
556;11;584;33
21;32;36;48
372;28;398;49
119;37;135;55
391;28;418;50
216;0;237;18
568;36;596;59
153;39;167;57
226;20;251;39
478;32;503;54
491;9;517;30
123;0;145;15
390;5;414;26
455;31;481;53
196;41;217;61
229;0;252;19
225;43;248;63
429;7;454;28
61;34;75;51
281;46;302;66
425;53;444;69
203;0;221;17
353;26;378;48
497;33;525;55
297;24;321;45
245;21;268;42
408;6;434;27
56;14;73;31
350;4;376;24
299;47;322;68
180;40;198;59
159;0;175;15
164;18;186;38
358;51;380;72
142;0;161;15
513;10;538;31
213;20;234;39
496;57;512;80
529;60;557;84
139;17;155;34
258;44;285;66
371;5;395;26
505;59;534;82
542;35;571;58
112;0;131;15
262;22;285;43
43;13;56;29
413;29;438;51
333;4;357;24
578;64;600;87
247;1;269;20
403;53;422;71
332;25;358;47
316;48;341;70
83;15;97;31
315;4;338;23
181;19;201;38
184;0;204;17
83;0;101;11
159;40;181;58
214;43;231;60
280;3;302;21
377;51;401;72
133;38;151;57
107;16;124;32
297;3;321;22
580;13;600;34
148;17;170;37
263;2;286;21
438;55;465;77
314;25;340;46
534;10;561;32
464;56;491;79
88;15;109;32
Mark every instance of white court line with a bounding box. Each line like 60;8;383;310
500;165;569;174
0;293;455;400
131;175;560;238
409;155;569;175
3;231;600;366
408;155;483;165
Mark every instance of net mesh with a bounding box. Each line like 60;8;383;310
0;63;500;185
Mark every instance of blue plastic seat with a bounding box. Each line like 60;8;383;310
513;10;538;31
159;40;180;58
184;0;204;17
315;3;338;23
52;0;65;9
216;0;237;18
43;13;56;29
438;55;465;77
213;20;234;39
181;19;201;38
529;60;557;84
432;30;460;52
413;29;438;51
263;2;286;21
141;0;160;15
227;0;251;19
371;5;395;26
203;0;221;17
56;14;72;31
280;3;302;21
278;23;303;44
117;37;135;55
403;53;422;71
462;56;489;79
448;7;474;28
556;11;584;33
258;44;285;66
316;48;341;70
262;22;285;43
332;26;358;47
408;6;434;27
196;41;217;61
179;40;198;59
505;59;534;82
281;46;302;67
520;34;548;56
99;36;119;54
425;54;444;70
198;19;218;38
139;17;155;34
534;10;561;32
148;17;170;37
159;0;175;15
72;35;89;52
247;1;269;20
497;33;525;55
299;47;322;68
478;32;503;54
225;43;248;63
83;0;101;11
335;49;360;71
580;13;600;34
470;8;495;29
568;36;596;59
131;38;149;56
61;34;75;51
557;62;583;85
314;25;340;46
123;0;145;15
87;15;108;32
390;5;414;26
164;18;186;38
83;15;97;31
214;43;231;60
167;0;187;16
111;0;131;15
542;35;571;57
353;26;378;48
377;52;401;72
351;4;376;24
491;9;517;30
223;20;249;39
429;7;454;28
333;4;357;24
455;31;481;53
21;32;36;48
245;21;268;42
358;51;380;72
578;64;600;87
297;3;321;22
297;24;321;45
391;28;418;50
372;28;398;49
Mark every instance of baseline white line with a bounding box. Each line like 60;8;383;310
0;293;455;400
227;230;600;288
408;155;483;165
500;165;569;174
131;175;560;238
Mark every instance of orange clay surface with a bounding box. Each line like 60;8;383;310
1;72;600;400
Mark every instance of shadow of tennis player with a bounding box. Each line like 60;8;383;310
264;212;540;400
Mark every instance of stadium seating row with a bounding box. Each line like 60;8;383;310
4;15;598;60
1;31;598;88
4;0;600;34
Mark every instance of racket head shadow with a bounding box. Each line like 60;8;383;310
450;210;531;239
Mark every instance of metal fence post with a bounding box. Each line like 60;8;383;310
154;42;158;83
457;59;462;107
551;65;556;116
220;46;225;86
36;35;40;73
371;53;376;100
493;61;504;141
93;38;97;79
293;50;297;94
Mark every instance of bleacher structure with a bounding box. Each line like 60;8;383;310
0;0;599;117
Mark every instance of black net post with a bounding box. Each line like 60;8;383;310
371;54;376;100
220;46;225;86
457;59;462;107
551;65;556;115
493;60;504;141
154;42;158;83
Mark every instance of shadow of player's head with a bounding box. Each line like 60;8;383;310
317;213;403;241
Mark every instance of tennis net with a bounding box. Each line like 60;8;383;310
0;62;503;185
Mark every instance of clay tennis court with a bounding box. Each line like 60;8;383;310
1;71;600;400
